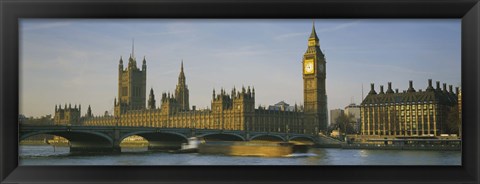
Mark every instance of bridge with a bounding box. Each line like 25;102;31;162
20;124;339;152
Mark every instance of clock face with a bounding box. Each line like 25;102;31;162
304;59;314;74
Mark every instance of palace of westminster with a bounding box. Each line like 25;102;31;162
47;24;460;138
51;24;329;135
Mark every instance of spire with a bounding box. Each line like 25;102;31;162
131;38;135;59
178;60;185;81
143;56;146;65
148;88;156;109
309;21;319;40
87;105;92;117
181;59;184;73
252;86;255;97
119;56;123;65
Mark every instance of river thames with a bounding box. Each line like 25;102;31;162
19;145;461;165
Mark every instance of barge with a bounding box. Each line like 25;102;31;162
198;141;311;157
175;137;312;157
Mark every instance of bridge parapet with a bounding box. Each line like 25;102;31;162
20;125;325;152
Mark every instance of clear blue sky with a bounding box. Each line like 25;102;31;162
20;19;461;118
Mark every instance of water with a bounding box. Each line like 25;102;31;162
19;145;461;165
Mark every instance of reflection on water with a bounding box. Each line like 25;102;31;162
19;145;461;166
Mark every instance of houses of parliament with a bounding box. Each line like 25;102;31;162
52;24;329;135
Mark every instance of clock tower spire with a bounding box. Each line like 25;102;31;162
302;22;328;134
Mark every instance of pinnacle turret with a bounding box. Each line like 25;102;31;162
309;22;319;41
148;88;156;109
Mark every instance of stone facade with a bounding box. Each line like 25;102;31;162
302;24;328;134
53;24;326;135
54;104;81;125
360;80;459;136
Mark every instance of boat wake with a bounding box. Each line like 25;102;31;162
284;153;317;157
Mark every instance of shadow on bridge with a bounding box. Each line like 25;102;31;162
20;131;116;152
198;133;245;142
20;125;325;153
250;134;285;142
120;132;188;151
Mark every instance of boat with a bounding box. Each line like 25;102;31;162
175;137;204;153
198;141;312;157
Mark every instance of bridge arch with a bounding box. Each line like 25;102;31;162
119;131;188;142
288;136;316;143
120;131;189;151
198;133;245;141
20;130;114;144
249;134;286;142
20;130;115;152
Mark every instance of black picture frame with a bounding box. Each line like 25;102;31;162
1;0;479;183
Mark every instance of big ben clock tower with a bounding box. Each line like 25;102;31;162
303;23;328;134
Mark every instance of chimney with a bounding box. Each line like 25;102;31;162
407;80;415;92
449;85;453;93
456;87;459;95
369;83;377;95
426;79;434;91
379;85;384;94
386;82;394;94
395;89;399;93
436;81;441;90
443;83;447;92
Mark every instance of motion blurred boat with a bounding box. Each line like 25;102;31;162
176;137;204;153
198;141;312;157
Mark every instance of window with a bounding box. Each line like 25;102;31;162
122;87;128;96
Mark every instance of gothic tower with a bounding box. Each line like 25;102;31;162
148;88;156;109
175;61;190;111
114;40;147;116
302;23;328;134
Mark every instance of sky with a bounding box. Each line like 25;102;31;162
19;19;461;118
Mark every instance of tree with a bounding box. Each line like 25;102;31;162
445;106;459;135
331;113;356;135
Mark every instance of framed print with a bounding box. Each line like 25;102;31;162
1;0;479;184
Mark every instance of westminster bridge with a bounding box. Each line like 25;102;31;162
19;124;341;152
